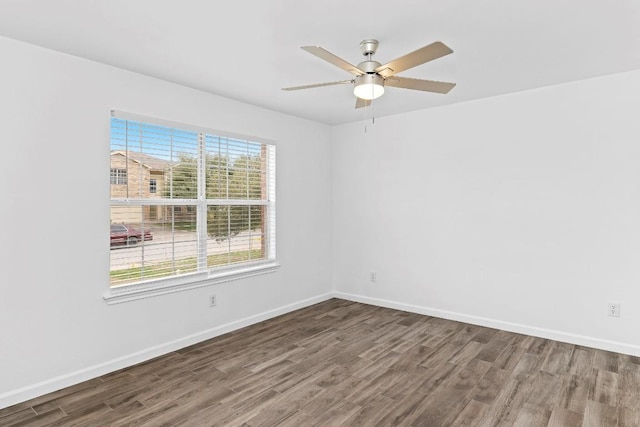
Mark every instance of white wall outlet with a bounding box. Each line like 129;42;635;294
370;272;377;282
608;302;620;317
209;294;217;308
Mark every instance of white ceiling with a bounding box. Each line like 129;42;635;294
1;0;639;125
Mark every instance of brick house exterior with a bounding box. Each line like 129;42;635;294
110;151;168;224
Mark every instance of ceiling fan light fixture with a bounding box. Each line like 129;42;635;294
354;74;384;100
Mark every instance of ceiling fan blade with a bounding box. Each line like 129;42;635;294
375;41;453;78
385;76;456;94
355;98;371;109
301;46;365;76
282;80;353;91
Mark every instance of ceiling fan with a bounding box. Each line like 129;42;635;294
282;39;456;109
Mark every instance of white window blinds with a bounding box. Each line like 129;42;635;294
109;113;276;288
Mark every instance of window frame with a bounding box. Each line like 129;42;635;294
149;178;157;194
105;111;278;305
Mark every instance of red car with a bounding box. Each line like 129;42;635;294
110;224;153;247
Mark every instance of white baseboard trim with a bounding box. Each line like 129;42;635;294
6;290;638;410
334;291;640;357
0;292;334;410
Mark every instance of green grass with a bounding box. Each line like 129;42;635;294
173;221;197;231
110;249;264;285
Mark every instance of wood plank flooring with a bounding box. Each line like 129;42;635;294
2;299;640;426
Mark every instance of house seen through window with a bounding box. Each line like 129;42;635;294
109;114;276;288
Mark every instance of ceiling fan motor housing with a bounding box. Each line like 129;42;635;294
357;60;382;73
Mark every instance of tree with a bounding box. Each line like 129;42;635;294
166;154;198;199
166;152;263;242
228;154;263;233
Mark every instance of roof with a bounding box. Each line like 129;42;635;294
110;151;172;171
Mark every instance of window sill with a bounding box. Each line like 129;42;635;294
103;261;280;305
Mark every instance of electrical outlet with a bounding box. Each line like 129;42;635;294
370;272;377;282
209;294;217;308
608;302;620;317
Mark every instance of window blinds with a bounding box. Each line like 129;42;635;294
109;114;275;287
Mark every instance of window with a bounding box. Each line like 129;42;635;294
109;112;276;296
110;168;127;185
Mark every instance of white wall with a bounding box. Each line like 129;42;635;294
0;36;333;407
332;69;640;355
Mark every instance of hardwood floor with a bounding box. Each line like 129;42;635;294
2;299;640;426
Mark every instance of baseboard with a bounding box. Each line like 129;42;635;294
0;292;334;410
6;290;638;410
334;291;640;357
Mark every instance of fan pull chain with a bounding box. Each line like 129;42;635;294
363;98;368;133
371;99;376;125
364;100;375;133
